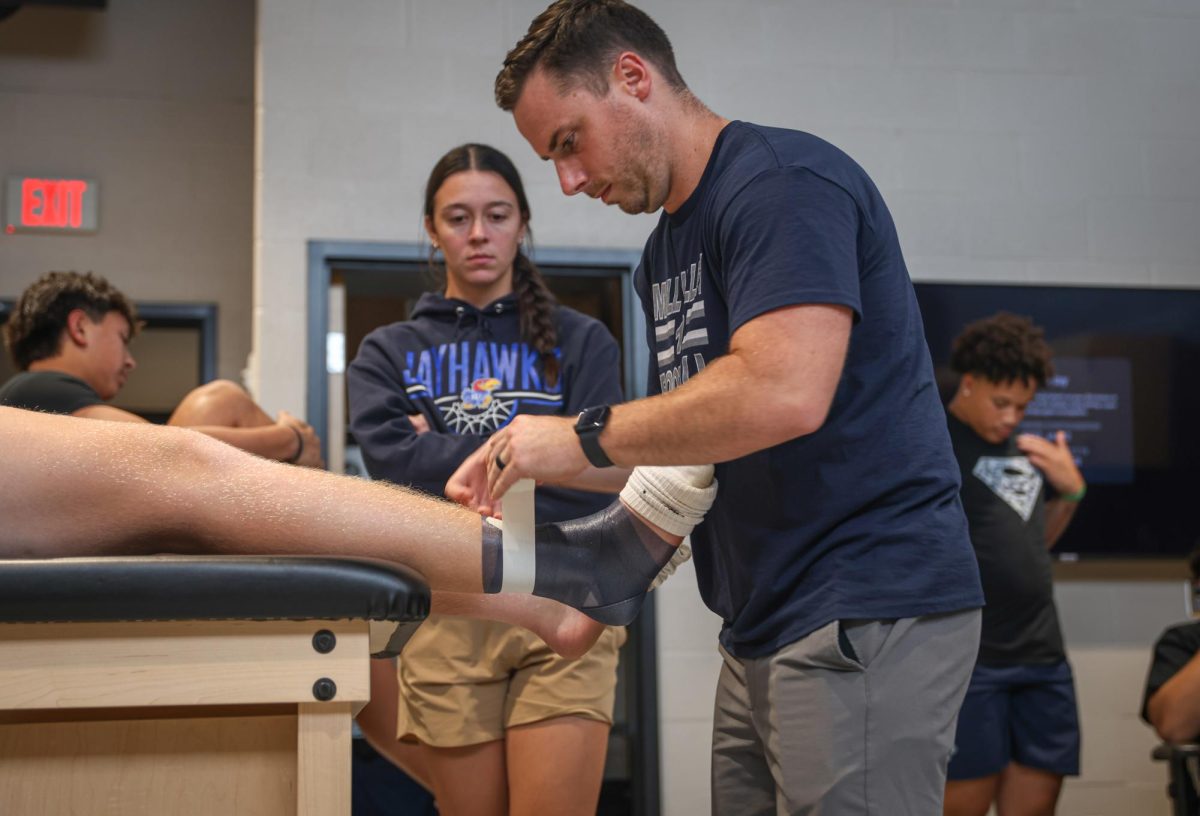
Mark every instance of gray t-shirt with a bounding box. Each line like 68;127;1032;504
0;371;104;415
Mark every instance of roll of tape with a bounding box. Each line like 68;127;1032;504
500;479;536;594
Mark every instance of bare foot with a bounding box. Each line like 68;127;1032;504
539;602;608;660
430;590;607;659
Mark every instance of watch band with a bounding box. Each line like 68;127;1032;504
575;405;614;468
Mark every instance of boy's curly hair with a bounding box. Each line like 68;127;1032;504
4;271;138;370
950;311;1053;386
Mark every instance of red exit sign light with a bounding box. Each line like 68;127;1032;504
5;177;99;234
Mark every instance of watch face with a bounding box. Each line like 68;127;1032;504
575;405;614;467
577;405;609;430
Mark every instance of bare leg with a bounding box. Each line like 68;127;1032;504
356;659;510;816
355;659;435;790
421;741;509;816
506;717;610;816
944;774;1000;816
0;408;683;643
996;763;1063;816
1;409;485;591
168;379;273;428
431;592;607;660
166;381;322;467
362;704;609;816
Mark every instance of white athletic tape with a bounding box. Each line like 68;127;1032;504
500;479;537;594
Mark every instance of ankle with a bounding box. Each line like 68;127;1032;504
618;496;684;545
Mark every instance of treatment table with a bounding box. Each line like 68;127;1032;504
0;555;429;815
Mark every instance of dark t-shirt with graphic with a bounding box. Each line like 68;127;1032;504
0;370;104;415
635;121;983;659
948;413;1065;664
1142;621;1200;729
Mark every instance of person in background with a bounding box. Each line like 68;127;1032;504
1;270;322;467
348;143;627;816
1143;543;1200;744
944;312;1086;816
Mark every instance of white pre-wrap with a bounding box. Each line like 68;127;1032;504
500;478;538;594
619;465;717;538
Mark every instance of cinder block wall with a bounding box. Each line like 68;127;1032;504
254;3;1200;815
255;0;1200;400
0;0;254;384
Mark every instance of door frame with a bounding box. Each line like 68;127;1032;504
305;238;662;816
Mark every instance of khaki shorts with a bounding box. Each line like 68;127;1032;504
395;613;626;748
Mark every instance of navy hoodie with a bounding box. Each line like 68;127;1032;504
347;292;624;522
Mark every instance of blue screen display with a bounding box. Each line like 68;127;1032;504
915;282;1200;558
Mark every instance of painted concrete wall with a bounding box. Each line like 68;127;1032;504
6;3;1197;813
5;1;1189;813
256;3;1198;814
0;0;254;385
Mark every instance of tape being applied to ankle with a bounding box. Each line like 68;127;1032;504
477;470;715;624
499;479;537;594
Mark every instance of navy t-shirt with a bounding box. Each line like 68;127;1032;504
635;121;983;658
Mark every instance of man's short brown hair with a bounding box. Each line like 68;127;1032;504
4;271;138;370
496;0;687;111
950;311;1054;387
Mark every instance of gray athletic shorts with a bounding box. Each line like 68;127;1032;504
711;609;981;815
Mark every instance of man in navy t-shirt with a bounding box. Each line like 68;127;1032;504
471;2;985;812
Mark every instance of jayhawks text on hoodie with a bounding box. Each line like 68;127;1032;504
347;292;624;522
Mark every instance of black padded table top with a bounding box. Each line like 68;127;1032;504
0;555;430;624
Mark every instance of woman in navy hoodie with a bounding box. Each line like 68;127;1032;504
348;144;625;816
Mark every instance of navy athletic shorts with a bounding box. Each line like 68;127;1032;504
947;659;1081;780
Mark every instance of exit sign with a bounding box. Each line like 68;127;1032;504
5;177;99;234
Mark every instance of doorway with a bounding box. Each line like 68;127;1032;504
307;240;662;816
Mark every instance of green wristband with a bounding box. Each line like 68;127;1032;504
1061;483;1087;503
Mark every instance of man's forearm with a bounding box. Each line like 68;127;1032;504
480;305;850;499
560;466;632;494
600;304;850;467
603;358;789;465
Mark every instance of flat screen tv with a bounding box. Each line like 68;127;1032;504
914;282;1200;559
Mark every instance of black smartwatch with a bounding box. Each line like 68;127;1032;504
575;405;614;468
